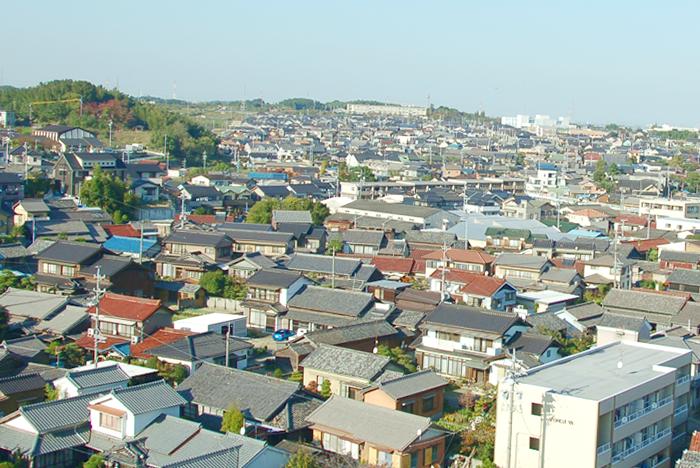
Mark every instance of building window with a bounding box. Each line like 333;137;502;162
42;263;58;274
377;450;392;466
529;437;540;451
401;401;415;414
531;403;543;416
424;446;438;465
410;451;419;468
423;395;435;412
473;338;493;353
99;412;121;431
436;331;460;342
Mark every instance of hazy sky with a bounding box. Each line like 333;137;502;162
4;1;699;127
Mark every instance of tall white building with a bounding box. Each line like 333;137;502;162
494;341;692;468
346;103;427;117
501;114;570;129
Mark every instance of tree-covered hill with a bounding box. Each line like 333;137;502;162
0;80;218;164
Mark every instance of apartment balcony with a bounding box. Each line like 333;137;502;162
614;396;673;430
596;443;611;468
676;374;691;394
611;427;672;465
673;404;688;425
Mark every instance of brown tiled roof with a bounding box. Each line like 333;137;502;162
86;293;168;321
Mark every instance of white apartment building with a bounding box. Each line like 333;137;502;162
501;114;570;129
345;103;427;117
494;341;692;468
639;198;700;221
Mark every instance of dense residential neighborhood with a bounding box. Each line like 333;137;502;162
5;83;700;468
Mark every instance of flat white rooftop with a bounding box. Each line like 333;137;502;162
174;312;245;326
518;341;690;401
517;290;579;304
74;361;158;378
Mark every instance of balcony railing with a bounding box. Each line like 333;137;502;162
675;404;688;416
613;396;673;429
677;375;691;386
597;443;610;456
611;427;672;464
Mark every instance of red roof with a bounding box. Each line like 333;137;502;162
370;257;415;274
612;214;649;227
409;248;439;260
422;249;495;264
87;293;168;322
459;275;507;297
131;327;196;359
570;208;610;218
689;431;700;452
549;258;585;274
73;333;129;352
620;238;669;253
428;269;505;296
104;224;140;238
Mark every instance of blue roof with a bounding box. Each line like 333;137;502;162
566;229;607;238
103;235;158;254
538;164;556;171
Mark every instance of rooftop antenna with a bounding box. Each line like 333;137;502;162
241;85;246;112
438;241;451;300
173;80;177;100
426;94;430;110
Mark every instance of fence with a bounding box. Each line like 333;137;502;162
206;297;244;312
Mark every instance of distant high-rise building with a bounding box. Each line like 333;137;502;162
346;103;427;117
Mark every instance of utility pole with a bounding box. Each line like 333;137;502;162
225;323;231;368
164;134;169;171
503;351;518;468
91;266;106;369
438;241;451;300
108;119;113;148
139;223;144;264
179;191;188;229
202;150;207;170
331;248;336;289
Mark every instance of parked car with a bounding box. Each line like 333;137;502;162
273;329;296;341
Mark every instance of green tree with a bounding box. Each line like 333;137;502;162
288;371;303;382
79;166;139;220
45;341;63;366
62;343;86;367
596;159;606;170
45;383;59;401
0;306;8;342
82;454;106;468
199;270;228;296
608;163;621;176
376;345;417;373
222;279;247;300
162;364;188;385
245;198;281;224
221;403;245;434
273;368;284;379
320;380;332;397
647;247;659;262
25;172;52;198
285;449;319;468
640;279;657;290
326;238;344;255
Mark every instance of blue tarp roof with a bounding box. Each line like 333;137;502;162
103;235;158;254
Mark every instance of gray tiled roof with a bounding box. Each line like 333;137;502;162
672;302;700;328
287;285;374;316
602;289;687;316
0;372;45;396
35;240;103;263
34;304;89;335
165;230;230;247
177;362;301;421
222;229;294;244
146;332;252;361
304;320;397;346
660;250;700;264
597;312;648;330
330;229;384;247
20;393;94;432
300;344;393;381
155;280;202;295
284;309;355;328
505;332;556;356
391;309;426;328
423;303;522;335
364;369;448;400
342;200;442;219
525;312;569;333
111;379;187;415
540;268;579;284
246;268;304;289
0;287;69;320
67;365;130;390
272;210;312;224
2;335;48;359
79;255;133;277
563;302;604;320
287;253;362;276
667;268;700;287
493;253;550;270
305;396;437;451
0;243;31;259
405;230;457;246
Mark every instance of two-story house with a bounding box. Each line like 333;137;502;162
34;240;105;294
423;248;495;278
582;255;634;290
300;344;405;399
492;253;552;283
53;152;126;196
306;396;451;468
242;268;314;330
85;293;175;343
222;228;295;256
361;370;449;419
428;269;518;310
161;231;233;262
412;304;528;384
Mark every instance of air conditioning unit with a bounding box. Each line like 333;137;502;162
87;328;94;337
651;402;658;409
131;336;140;344
621;417;629;424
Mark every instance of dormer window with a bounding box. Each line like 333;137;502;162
100;412;121;430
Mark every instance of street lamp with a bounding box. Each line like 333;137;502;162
108;120;113;148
